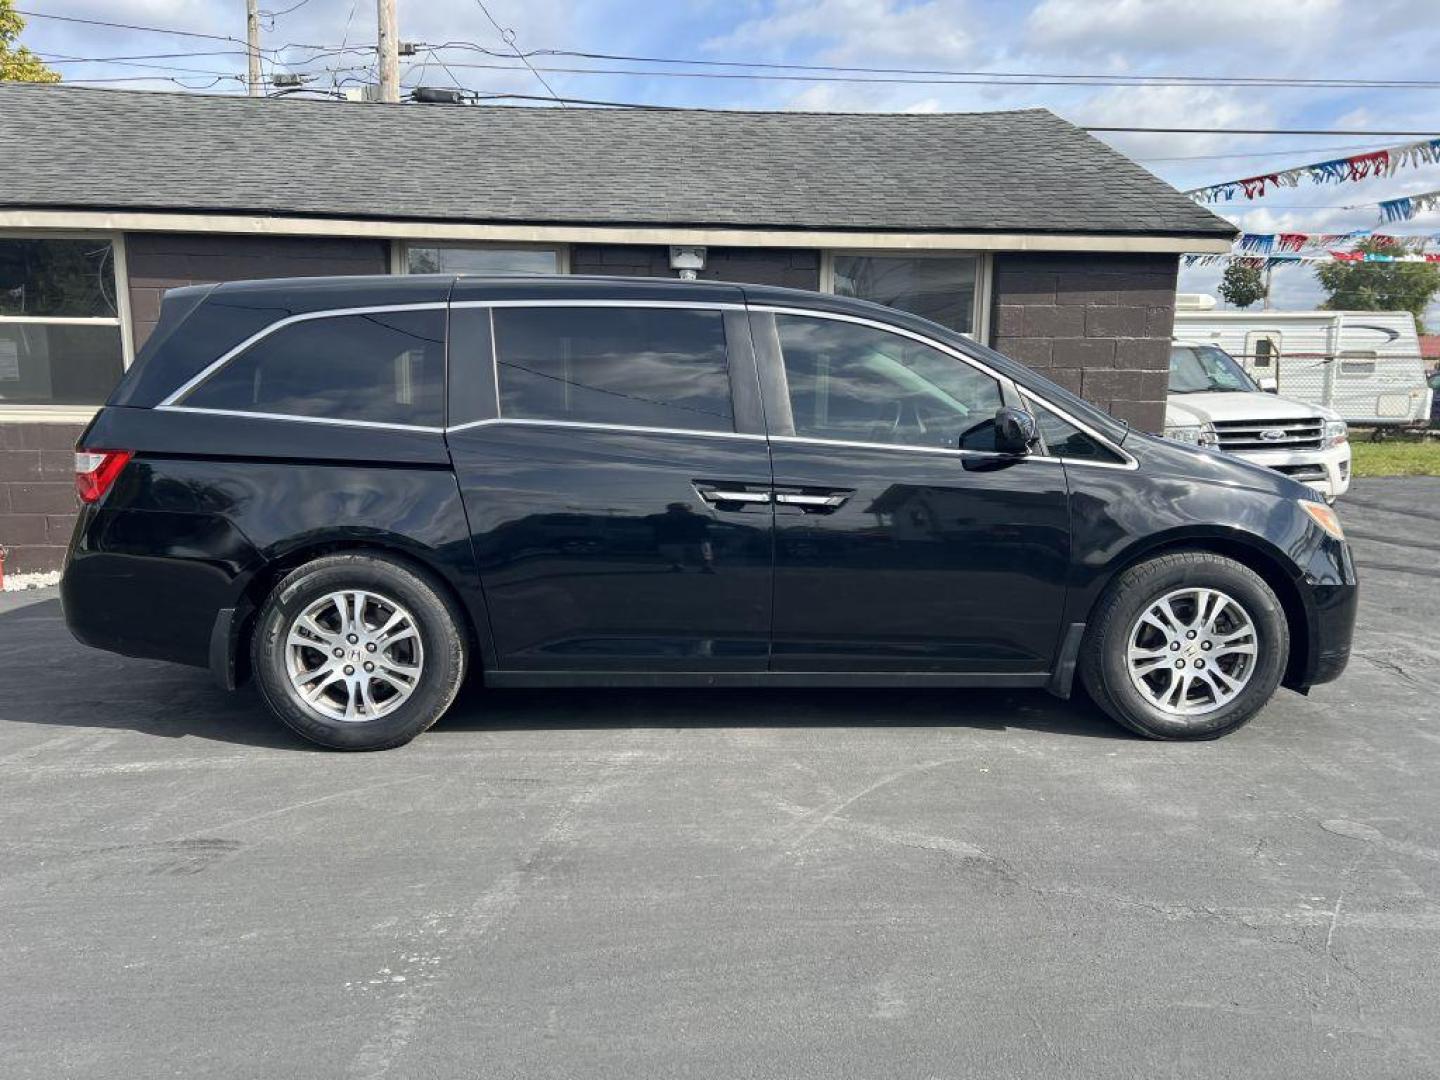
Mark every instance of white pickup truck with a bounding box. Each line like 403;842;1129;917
1166;340;1351;502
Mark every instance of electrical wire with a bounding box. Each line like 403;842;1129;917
472;0;566;107
14;9;329;53
519;47;1440;91
390;57;1440;92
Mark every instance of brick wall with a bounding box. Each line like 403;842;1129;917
127;233;389;349
0;421;87;575
990;252;1178;433
571;245;820;289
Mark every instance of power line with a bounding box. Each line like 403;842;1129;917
260;0;314;17
409;57;1440;92
38;53;244;78
14;9;329;53
522;47;1440;92
1135;142;1394;163
1085;126;1440;136
472;0;566;107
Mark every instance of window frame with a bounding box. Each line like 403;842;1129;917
819;250;992;343
0;230;134;422
160;302;450;432
446;299;763;438
750;305;1135;470
392;240;569;277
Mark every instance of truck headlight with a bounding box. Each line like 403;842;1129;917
1323;419;1348;448
1163;421;1219;449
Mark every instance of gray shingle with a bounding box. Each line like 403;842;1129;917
0;84;1235;237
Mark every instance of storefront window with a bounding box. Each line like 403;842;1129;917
406;244;561;276
0;238;126;408
832;254;979;335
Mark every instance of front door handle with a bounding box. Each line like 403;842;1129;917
775;492;848;509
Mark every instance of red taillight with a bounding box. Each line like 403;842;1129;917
75;449;133;504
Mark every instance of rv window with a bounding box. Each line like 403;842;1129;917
1245;331;1282;369
1339;351;1377;378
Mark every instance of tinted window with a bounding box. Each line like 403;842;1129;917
493;307;733;432
183;309;445;426
775;314;1003;450
1029;400;1125;463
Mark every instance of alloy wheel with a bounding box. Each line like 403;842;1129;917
283;589;424;722
1126;587;1258;717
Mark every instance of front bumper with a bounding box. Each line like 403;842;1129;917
1290;537;1357;690
1234;441;1351;501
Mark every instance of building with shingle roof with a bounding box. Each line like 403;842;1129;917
0;83;1234;573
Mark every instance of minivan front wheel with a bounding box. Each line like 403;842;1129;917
252;553;467;750
1080;552;1289;740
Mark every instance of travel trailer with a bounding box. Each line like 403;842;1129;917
1173;299;1432;427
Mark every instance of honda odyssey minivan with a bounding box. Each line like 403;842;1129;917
62;276;1356;749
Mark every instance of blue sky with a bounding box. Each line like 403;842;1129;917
16;0;1440;321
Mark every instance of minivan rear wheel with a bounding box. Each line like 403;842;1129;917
251;553;467;750
1080;551;1289;740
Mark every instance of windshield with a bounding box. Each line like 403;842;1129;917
1169;344;1260;393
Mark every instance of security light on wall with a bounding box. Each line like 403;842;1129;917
669;246;707;280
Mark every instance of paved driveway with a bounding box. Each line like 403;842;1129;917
3;478;1438;1079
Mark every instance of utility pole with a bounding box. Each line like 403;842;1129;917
377;0;400;103
245;0;262;97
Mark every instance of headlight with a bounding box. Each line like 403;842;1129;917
1323;419;1348;448
1163;421;1219;449
1300;500;1344;540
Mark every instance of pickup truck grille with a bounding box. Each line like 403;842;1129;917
1212;418;1324;452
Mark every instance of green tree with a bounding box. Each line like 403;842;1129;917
1218;260;1267;309
1;0;58;83
1315;238;1440;332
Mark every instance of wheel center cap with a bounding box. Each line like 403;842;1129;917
349;648;362;663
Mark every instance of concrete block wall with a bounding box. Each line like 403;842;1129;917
0;421;87;575
990;252;1179;433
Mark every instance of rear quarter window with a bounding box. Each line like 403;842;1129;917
179;308;446;427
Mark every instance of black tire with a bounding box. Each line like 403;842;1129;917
251;553;467;750
1079;551;1289;741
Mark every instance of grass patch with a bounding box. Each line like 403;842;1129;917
1349;434;1440;477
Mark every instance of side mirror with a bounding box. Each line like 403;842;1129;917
993;406;1039;455
1259;376;1279;394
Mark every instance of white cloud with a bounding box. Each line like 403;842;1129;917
707;0;975;67
1026;0;1342;55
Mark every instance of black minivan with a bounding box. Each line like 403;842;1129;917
62;275;1355;750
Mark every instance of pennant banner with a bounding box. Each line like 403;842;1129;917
1183;251;1440;269
1186;137;1440;203
1234;230;1438;253
1378;189;1440;222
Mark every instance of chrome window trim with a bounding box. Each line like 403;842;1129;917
751;303;1138;471
159;302;449;407
1018;390;1139;471
768;432;1064;464
156;404;445;434
445;416;766;441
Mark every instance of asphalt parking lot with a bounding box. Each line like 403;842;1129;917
3;477;1438;1079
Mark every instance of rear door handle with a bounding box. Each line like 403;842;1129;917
700;489;771;504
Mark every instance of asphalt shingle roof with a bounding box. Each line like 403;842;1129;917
0;83;1234;237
